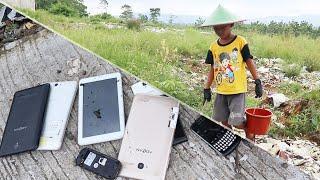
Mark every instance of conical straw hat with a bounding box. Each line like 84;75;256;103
201;5;245;27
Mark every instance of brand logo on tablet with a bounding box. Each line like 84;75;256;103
136;148;152;154
14;126;27;132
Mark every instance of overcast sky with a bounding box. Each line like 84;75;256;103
83;0;320;18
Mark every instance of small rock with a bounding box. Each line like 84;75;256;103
189;142;195;148
229;156;235;163
65;131;75;141
281;163;289;168
240;155;248;162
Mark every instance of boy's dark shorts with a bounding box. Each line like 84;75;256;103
213;93;246;126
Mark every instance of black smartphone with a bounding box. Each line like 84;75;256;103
0;84;50;157
191;116;242;156
173;116;188;146
76;148;121;179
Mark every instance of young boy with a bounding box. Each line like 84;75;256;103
201;5;263;140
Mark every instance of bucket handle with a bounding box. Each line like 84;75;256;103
252;104;266;115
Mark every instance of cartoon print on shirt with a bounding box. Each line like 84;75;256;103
220;52;235;83
231;48;238;62
215;52;238;85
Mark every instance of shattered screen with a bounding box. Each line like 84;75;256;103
82;78;120;138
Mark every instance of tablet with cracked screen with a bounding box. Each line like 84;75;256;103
78;73;125;146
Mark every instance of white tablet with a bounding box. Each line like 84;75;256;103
38;81;78;150
78;73;125;146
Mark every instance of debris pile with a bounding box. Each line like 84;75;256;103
105;23;123;29
256;136;320;179
253;57;320;91
0;6;43;46
296;71;320;90
252;58;285;92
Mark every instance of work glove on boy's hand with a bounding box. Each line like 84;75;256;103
203;88;212;104
254;79;263;98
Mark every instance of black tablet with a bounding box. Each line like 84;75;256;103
0;84;50;157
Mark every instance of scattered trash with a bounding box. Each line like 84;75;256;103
279;99;308;113
256;136;320;178
24;22;35;29
267;93;290;108
278;151;289;161
257;67;270;74
0;6;42;46
105;23;124;29
274;121;285;129
147;27;167;33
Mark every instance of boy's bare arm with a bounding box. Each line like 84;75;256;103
246;59;259;80
205;66;215;89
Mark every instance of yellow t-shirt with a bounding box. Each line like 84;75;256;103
207;35;251;95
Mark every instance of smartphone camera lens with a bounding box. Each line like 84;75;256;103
138;163;144;169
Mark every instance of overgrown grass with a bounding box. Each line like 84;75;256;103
282;64;302;78
238;31;320;71
279;82;304;96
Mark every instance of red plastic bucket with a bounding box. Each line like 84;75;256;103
245;108;272;135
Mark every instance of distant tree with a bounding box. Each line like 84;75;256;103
36;0;88;17
242;20;319;38
138;14;148;23
120;4;133;20
36;0;55;10
100;0;108;13
194;17;205;26
149;8;160;23
169;15;177;24
316;27;320;38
